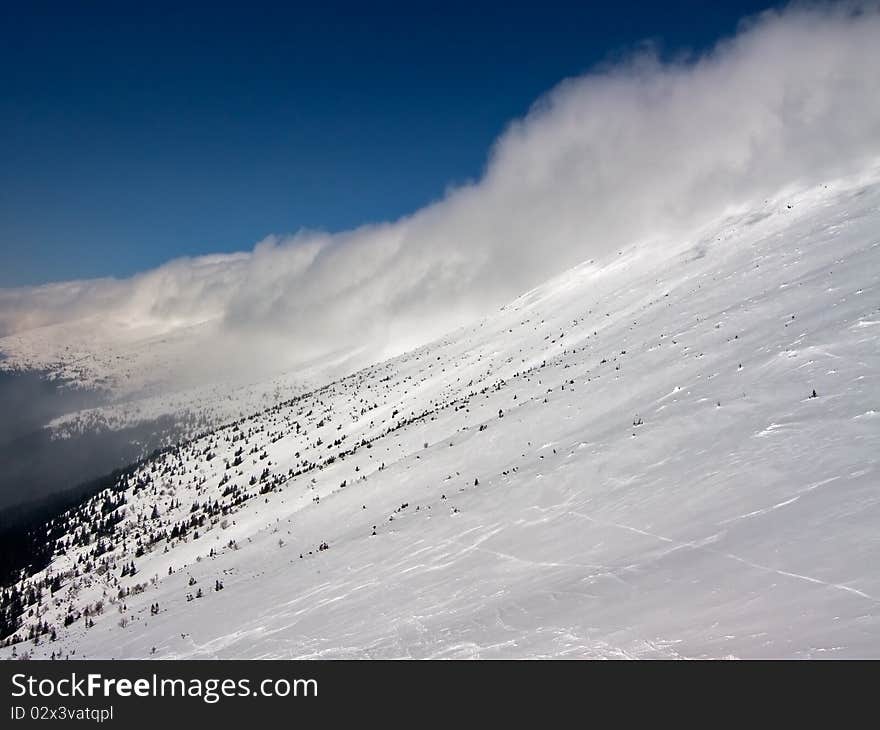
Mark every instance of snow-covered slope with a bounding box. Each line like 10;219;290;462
3;167;880;659
0;296;372;447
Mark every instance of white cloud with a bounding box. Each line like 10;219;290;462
3;2;880;382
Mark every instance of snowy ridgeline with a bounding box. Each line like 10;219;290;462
2;169;880;659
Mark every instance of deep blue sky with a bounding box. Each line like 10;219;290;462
0;1;776;287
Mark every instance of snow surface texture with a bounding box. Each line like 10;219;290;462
4;168;880;659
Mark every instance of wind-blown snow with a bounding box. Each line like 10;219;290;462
2;3;880;397
5;167;880;659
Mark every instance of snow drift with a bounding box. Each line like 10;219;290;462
2;2;880;386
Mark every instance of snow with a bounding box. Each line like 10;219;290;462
4;167;880;659
0;307;367;442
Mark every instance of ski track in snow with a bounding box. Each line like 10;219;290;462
568;507;879;604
